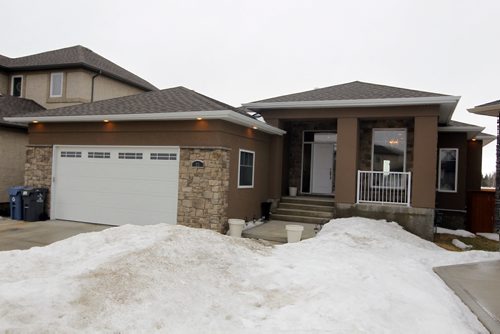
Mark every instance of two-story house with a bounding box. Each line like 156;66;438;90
0;45;157;210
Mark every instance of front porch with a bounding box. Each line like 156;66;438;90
265;116;439;240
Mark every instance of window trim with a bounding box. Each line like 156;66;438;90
10;75;23;97
50;72;64;97
371;128;407;172
237;149;255;189
438;148;459;193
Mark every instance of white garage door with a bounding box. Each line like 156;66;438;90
52;146;179;226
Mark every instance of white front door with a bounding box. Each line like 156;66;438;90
311;143;334;194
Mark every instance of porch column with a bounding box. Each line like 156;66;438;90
335;117;359;204
268;135;283;198
412;116;438;208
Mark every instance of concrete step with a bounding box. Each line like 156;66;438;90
279;202;335;212
270;213;330;224
280;196;335;207
273;208;334;218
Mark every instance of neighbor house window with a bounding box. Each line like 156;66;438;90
238;149;255;188
10;75;23;97
50;72;64;97
372;129;407;172
438;148;458;192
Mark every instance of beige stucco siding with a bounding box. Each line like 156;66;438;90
7;69;147;109
92;75;143;101
65;71;92;102
0;127;28;202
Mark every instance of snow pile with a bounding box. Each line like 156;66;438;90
0;218;499;333
477;232;500;242
452;239;473;250
436;227;476;238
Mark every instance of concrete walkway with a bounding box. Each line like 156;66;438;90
242;220;317;243
0;219;111;251
434;260;500;334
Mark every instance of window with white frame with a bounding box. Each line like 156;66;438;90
11;75;23;97
438;148;458;192
50;72;64;97
372;129;407;172
238;149;255;188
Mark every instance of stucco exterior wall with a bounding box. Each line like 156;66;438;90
6;69;146;109
0;127;28;203
436;132;468;211
27;120;276;227
92;75;143;101
0;71;8;95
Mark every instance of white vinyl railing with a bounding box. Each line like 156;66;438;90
357;171;412;206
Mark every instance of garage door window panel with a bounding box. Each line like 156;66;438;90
61;151;82;158
118;152;143;159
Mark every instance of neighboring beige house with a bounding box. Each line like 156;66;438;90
0;45;157;210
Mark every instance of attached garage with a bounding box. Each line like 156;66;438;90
52;145;180;226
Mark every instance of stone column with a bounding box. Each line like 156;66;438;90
335;117;359;204
412;116;438;208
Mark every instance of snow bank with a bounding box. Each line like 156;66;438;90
452;238;473;250
436;227;476;238
0;218;499;333
477;232;500;242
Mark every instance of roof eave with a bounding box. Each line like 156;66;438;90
438;124;485;140
243;96;460;123
475;133;496;146
468;104;500;117
4;110;286;136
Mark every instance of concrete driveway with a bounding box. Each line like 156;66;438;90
0;219;111;251
434;260;500;334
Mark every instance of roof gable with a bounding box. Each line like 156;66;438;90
0;46;157;91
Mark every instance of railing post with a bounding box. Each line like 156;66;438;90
407;172;412;207
356;170;360;204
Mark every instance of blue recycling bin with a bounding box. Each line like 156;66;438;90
8;186;25;220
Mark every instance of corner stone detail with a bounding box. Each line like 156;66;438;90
177;148;230;233
25;145;53;212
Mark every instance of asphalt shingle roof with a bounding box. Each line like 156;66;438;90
0;96;45;127
476;99;500;108
0;45;157;91
15;87;243;118
252;81;448;103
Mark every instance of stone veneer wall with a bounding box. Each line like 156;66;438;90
177;147;230;233
25;145;53;213
359;119;414;171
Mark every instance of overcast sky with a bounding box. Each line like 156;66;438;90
3;0;498;173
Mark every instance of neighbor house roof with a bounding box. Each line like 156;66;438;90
4;87;285;135
0;45;157;91
244;81;460;124
0;96;45;128
468;99;500;117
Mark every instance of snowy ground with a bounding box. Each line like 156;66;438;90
0;218;499;333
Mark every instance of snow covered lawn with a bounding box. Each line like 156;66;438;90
0;217;499;333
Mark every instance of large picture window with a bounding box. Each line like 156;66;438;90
438;148;458;192
238;149;254;188
372;129;407;172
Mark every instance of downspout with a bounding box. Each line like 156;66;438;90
90;70;102;102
